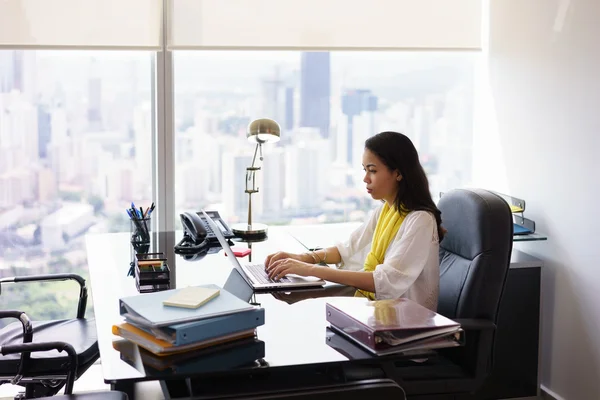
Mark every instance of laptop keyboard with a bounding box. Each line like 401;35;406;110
246;263;291;284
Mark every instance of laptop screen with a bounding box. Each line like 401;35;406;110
223;268;254;303
201;210;254;288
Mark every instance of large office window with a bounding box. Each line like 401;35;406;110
0;50;154;325
173;51;475;225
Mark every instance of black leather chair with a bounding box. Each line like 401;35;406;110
0;274;100;399
0;342;126;400
392;188;513;398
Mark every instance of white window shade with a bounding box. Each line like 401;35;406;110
0;0;162;49
168;0;482;50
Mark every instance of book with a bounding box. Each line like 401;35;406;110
326;297;462;355
119;284;255;328
163;286;220;309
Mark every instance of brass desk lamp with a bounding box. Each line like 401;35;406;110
231;118;281;239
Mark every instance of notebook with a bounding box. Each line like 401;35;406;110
163;286;220;309
119;284;255;328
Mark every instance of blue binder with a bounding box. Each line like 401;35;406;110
119;284;256;328
135;308;265;346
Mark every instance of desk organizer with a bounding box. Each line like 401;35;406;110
134;252;170;293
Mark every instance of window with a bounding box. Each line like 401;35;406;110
0;50;154;325
173;51;476;225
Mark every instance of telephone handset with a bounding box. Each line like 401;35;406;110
174;210;235;254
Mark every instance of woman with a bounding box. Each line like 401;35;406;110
264;131;444;310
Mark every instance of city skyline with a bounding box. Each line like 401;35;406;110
0;50;475;274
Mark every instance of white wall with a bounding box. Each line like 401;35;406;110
473;1;600;399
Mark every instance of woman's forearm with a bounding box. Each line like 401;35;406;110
313;246;341;264
309;266;375;292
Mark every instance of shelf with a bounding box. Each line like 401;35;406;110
513;232;547;242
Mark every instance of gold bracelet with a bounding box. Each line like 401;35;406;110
306;252;319;264
322;248;327;263
312;250;323;264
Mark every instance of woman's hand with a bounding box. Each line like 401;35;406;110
264;251;310;269
266;258;316;281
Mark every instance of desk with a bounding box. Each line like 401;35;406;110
86;224;542;400
287;223;543;400
86;227;432;399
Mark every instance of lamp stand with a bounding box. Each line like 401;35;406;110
232;142;269;239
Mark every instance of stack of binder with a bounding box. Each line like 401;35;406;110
112;284;265;369
326;297;464;356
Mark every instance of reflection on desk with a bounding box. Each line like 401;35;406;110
113;337;266;377
325;327;438;361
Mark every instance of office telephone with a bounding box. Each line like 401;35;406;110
174;210;235;254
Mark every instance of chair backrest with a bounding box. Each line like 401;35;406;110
437;188;513;322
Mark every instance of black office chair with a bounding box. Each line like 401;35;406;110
0;274;100;399
0;342;126;400
391;188;513;398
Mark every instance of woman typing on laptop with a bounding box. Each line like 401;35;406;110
264;131;445;311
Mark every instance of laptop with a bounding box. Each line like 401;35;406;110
202;210;326;290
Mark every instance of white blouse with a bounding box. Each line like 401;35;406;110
334;205;440;311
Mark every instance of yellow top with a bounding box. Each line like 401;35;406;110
356;203;407;300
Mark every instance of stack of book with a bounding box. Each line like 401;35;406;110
112;284;265;371
326;297;464;356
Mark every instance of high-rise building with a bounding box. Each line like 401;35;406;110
87;59;103;130
0;52;12;93
222;152;263;220
133;102;152;199
261;147;285;217
0;51;36;100
261;67;285;122
300;52;330;138
284;87;294;131
37;105;51;159
341;89;378;165
37;167;57;202
284;138;329;213
0;93;38;172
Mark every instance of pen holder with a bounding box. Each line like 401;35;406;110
130;216;151;245
128;216;151;277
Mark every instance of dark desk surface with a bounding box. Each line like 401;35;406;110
85;226;427;385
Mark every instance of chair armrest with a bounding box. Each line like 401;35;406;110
0;273;88;319
0;341;77;394
454;319;496;331
0;311;34;384
439;318;497;381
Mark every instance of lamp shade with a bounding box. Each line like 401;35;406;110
247;118;281;144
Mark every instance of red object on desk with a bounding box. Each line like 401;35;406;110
225;247;251;257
